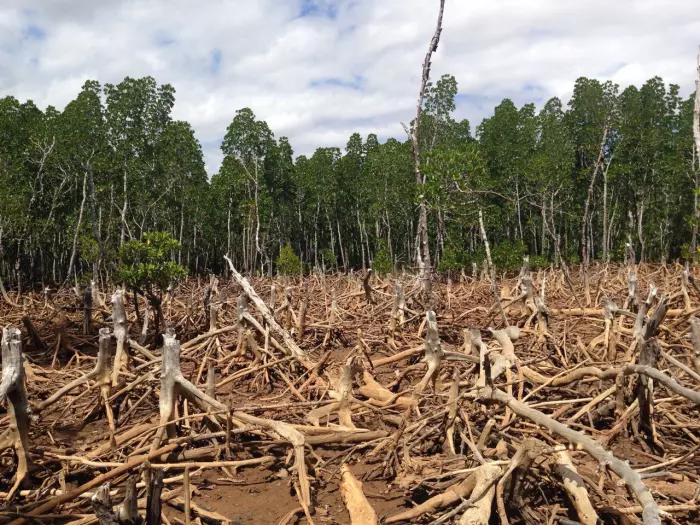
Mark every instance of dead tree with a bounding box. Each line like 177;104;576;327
362;269;374;305
476;384;662;525
91;476;141;525
21;316;46;353
0;327;31;499
224;255;306;359
340;464;378;525
151;329;227;452
146;469;164;525
415;311;443;396
83;285;93;335
297;279;309;340
521;274;548;333
38;325;116;448
636;338;664;454
387;282;405;349
307;355;363;428
111;288;128;387
408;0;445;307
554;451;598;525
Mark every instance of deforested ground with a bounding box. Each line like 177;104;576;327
1;262;700;525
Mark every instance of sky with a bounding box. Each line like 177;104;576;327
1;0;699;174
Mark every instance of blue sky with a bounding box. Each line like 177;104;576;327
1;0;699;174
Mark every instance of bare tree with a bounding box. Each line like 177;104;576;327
407;0;446;306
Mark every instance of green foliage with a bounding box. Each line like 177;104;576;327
371;239;392;276
491;240;527;273
529;255;550;269
117;232;187;292
276;243;301;275
438;245;462;275
79;235;100;264
0;69;697;288
319;248;336;269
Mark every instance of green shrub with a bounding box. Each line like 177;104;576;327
117;231;187;292
319;248;336;270
372;239;392;276
277;243;302;275
438;245;462;275
79;235;100;264
491;239;526;273
117;231;187;337
529;254;550;269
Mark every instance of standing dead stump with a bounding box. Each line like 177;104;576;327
111;289;128;387
91;475;144;525
38;328;116;449
362;269;374;305
387;282;405;350
297;279;309;341
146;469;164;525
636;338;664;454
521;274;549;334
413;311;443;403
83;285;93;335
21;316;46;353
152;329;227;452
0;327;31;499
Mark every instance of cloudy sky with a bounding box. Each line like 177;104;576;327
1;0;699;174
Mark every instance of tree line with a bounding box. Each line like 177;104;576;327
0;73;698;289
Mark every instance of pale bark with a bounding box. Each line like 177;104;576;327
111;288;128;386
340;465;378;525
554;452;598;525
0;327;31;499
409;0;445;302
224;255;306;359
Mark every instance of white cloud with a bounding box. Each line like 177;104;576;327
1;0;698;174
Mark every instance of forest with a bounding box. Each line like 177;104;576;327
1;67;698;289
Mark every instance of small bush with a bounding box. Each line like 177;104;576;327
491;239;526;273
529;254;550;269
372;239;392;276
277;243;302;275
438;245;462;276
117;231;187;292
319;248;336;270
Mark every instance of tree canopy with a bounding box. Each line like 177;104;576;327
0;73;697;287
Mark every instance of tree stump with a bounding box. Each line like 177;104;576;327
0;327;31;499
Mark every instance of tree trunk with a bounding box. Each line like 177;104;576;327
409;0;445;303
65;173;88;284
86;163;107;279
693;46;700;253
